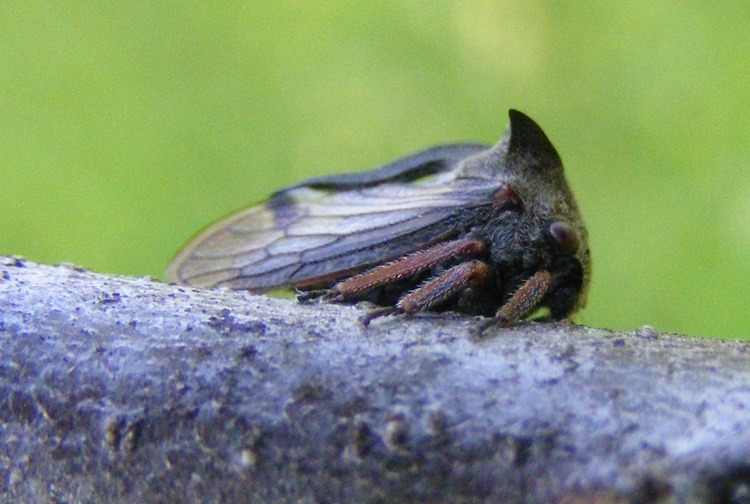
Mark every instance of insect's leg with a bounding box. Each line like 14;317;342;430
360;260;492;327
399;260;493;313
359;306;400;328
333;238;486;301
295;289;330;303
478;270;552;333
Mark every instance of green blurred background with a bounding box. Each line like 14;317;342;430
1;2;748;338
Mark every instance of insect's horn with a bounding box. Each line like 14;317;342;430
506;109;562;171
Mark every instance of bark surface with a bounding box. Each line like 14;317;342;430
0;256;748;503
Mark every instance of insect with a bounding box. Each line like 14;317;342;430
166;110;590;331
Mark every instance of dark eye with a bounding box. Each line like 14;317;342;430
549;221;579;254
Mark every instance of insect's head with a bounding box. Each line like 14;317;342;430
479;110;592;318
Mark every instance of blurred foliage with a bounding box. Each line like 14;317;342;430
1;2;748;338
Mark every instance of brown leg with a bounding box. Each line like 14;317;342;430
478;270;552;333
360;260;492;327
334;238;486;300
399;260;492;313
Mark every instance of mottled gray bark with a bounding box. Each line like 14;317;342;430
0;255;748;504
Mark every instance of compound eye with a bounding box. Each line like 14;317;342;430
549;221;579;254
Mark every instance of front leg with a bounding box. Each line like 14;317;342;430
477;270;552;333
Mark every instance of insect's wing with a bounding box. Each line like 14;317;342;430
166;176;502;292
274;143;488;193
167;142;494;291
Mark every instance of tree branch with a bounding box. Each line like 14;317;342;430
0;256;748;503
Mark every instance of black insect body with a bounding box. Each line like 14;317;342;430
167;110;590;330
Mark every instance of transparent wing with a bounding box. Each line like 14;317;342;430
166;178;503;291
